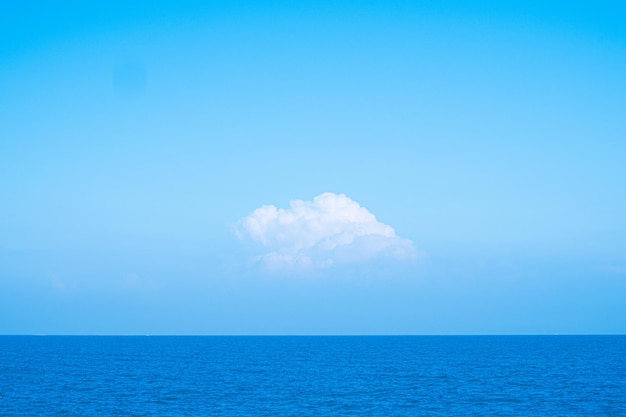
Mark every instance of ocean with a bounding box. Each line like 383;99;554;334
0;335;624;416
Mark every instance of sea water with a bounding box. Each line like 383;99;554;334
0;335;624;416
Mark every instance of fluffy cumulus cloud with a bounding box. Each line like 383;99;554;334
237;192;417;270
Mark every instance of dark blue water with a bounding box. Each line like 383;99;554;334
0;336;624;416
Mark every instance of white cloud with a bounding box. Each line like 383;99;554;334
237;192;417;270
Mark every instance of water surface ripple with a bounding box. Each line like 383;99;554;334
0;336;624;416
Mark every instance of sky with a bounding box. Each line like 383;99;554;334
1;0;625;335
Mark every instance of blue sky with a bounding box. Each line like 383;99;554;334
1;1;625;334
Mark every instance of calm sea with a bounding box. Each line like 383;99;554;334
0;335;624;416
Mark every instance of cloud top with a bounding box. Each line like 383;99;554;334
238;192;417;270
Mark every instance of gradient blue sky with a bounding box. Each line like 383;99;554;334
1;1;625;334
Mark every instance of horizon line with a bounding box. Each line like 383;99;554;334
2;333;624;337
